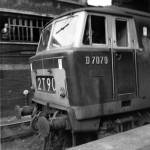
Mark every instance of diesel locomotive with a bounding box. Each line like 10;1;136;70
17;6;150;149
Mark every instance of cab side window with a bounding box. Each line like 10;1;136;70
83;16;90;45
91;16;106;44
115;19;128;47
141;26;150;55
135;18;150;50
83;15;106;45
38;26;51;52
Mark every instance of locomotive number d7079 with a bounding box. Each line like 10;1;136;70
36;76;56;93
85;56;109;65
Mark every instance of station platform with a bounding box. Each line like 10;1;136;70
69;125;150;150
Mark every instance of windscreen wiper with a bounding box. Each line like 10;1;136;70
56;23;69;34
56;14;75;34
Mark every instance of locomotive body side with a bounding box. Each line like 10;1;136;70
66;9;150;123
134;15;150;100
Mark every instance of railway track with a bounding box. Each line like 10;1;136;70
0;116;34;143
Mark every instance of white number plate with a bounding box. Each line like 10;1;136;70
36;76;56;93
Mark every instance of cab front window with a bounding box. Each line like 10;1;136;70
83;15;106;45
38;25;51;52
37;12;84;52
50;15;79;48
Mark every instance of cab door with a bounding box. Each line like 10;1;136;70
112;17;137;101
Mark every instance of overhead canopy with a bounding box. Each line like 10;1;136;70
112;0;150;12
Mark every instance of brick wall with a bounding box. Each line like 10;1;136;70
0;69;31;116
0;44;36;117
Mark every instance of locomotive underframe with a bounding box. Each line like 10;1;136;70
16;101;150;148
32;103;150;147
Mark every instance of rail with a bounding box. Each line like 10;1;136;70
0;116;34;143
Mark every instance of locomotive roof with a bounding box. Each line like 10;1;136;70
54;6;150;20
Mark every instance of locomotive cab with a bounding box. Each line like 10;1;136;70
29;7;150;148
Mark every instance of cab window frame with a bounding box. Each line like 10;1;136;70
36;23;52;53
82;13;109;48
49;13;83;49
113;17;131;49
